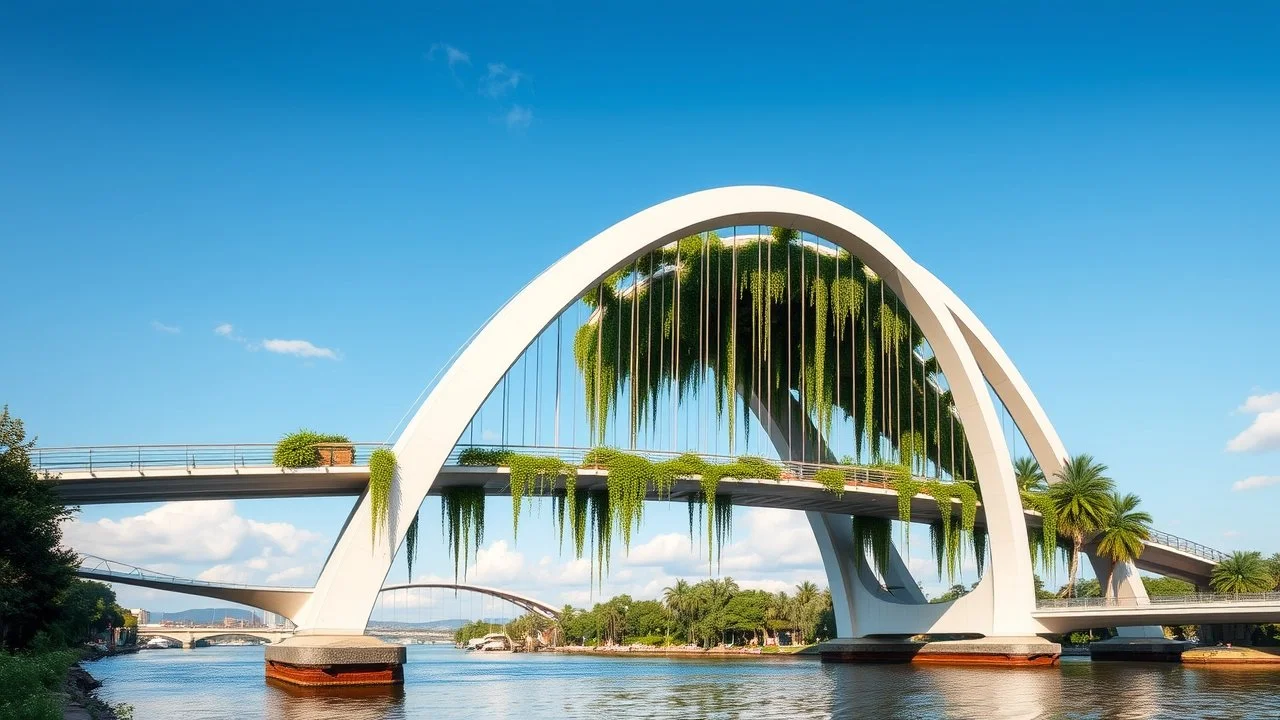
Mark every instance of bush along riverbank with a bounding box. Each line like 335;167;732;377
0;648;133;720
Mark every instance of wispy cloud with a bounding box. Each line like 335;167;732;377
261;339;338;360
1224;530;1242;538
1232;475;1280;492
427;44;533;133
1227;391;1280;453
428;42;471;71
151;321;181;334
480;62;525;98
505;105;533;130
215;323;339;360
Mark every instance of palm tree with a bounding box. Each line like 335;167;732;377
1267;553;1280;591
662;579;693;642
1013;457;1046;493
1211;551;1275;594
1049;454;1115;597
1094;492;1152;597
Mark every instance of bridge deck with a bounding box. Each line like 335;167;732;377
41;445;1224;585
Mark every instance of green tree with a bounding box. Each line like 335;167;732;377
662;579;695;643
1210;551;1275;594
1094;492;1152;597
1013;457;1046;492
1265;553;1280;591
0;407;79;650
1049;454;1115;597
624;600;669;640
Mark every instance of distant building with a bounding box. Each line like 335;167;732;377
263;611;280;628
129;608;150;625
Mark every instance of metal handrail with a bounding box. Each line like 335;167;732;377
447;444;921;491
1144;528;1230;563
76;553;312;590
30;442;389;473
1036;592;1280;611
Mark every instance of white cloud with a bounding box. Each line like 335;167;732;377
1226;409;1280;453
481;62;525;98
214;323;234;337
505;105;533;130
1239;392;1280;414
429;43;470;72
260;338;339;360
197;564;254;584
481;428;501;443
64;501;323;567
1232;475;1280;492
151;321;180;334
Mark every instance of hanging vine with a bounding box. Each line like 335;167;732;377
441;486;485;582
573;231;976;481
367;448;396;543
508;455;575;541
853;515;892;578
405;511;419;578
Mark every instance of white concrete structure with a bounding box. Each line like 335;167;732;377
137;625;292;649
289;186;1134;639
55;187;1257;645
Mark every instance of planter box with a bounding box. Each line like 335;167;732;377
316;444;355;467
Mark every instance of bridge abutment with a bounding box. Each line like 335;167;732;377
264;635;406;687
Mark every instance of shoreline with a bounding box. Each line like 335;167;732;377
64;646;140;719
548;645;819;659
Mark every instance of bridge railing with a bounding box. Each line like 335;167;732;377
447;444;911;490
1144;528;1230;564
77;553;310;591
1036;591;1280;611
30;442;388;473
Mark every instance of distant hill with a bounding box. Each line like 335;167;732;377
151;608;259;624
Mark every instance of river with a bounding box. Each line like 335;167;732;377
88;644;1279;719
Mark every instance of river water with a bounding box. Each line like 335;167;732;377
88;645;1279;719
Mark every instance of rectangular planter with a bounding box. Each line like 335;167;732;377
316;444;355;466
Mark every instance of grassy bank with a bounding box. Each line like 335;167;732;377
0;649;80;719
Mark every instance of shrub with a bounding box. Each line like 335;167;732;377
0;649;79;720
272;429;351;468
457;447;513;466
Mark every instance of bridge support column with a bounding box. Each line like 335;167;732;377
264;635;405;687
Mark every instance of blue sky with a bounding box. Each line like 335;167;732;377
3;2;1279;613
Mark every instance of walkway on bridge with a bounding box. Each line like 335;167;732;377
46;444;1228;586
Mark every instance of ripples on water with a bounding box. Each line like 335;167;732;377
90;645;1280;719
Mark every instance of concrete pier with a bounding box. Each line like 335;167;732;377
819;637;1061;666
264;635;406;687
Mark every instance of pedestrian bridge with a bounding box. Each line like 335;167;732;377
45;444;1227;587
38;187;1271;647
76;554;561;622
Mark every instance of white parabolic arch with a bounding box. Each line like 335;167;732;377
293;186;1043;636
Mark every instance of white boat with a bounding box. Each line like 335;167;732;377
465;633;512;652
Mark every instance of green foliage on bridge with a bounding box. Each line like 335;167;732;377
271;429;352;467
573;229;977;481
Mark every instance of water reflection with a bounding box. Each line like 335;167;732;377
264;680;405;720
88;645;1280;720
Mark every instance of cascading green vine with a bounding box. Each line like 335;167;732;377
1020;490;1059;572
587;488;610;584
405;511;419;577
853;516;892;578
508;455;575;541
367;448;396;543
573;231;977;481
441;486;485;582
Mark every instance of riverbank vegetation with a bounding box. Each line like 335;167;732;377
554;578;833;648
1;407;136;718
